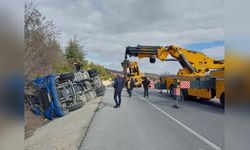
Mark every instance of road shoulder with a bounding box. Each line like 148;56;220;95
25;96;102;150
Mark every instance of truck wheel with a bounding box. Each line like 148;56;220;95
95;86;105;97
170;85;175;97
88;90;97;100
68;102;84;112
85;92;91;102
60;72;75;81
88;69;99;78
62;108;70;115
220;93;224;108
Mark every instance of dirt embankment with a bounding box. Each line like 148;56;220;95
25;104;49;138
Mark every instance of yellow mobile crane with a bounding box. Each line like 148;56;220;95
128;61;144;87
122;61;144;87
123;45;225;106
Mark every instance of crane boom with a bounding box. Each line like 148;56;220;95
124;45;224;76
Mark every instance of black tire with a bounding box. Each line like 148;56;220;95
62;109;69;115
83;80;92;90
60;72;75;81
85;93;91;102
88;90;97;100
170;85;175;97
88;69;99;78
150;57;156;63
68;102;84;112
220;92;224;108
95;86;105;97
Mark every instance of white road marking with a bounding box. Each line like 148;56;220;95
135;93;222;150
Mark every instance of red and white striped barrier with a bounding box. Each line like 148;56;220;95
173;81;190;96
180;81;190;89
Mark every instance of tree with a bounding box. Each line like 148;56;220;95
24;1;69;80
65;35;88;69
24;1;110;81
88;62;112;80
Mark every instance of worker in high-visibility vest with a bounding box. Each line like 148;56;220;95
176;80;181;100
172;79;181;109
126;78;135;97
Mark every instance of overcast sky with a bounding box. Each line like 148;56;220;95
37;0;224;74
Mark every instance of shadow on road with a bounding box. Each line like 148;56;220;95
97;101;114;111
189;98;222;108
151;99;183;108
121;94;130;97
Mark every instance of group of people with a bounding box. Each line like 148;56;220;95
113;74;151;108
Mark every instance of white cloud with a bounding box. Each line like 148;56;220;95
37;0;224;74
202;45;225;60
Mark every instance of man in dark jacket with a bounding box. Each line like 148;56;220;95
113;74;124;108
126;78;135;97
142;77;150;97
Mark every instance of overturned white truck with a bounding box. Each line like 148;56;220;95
28;69;105;120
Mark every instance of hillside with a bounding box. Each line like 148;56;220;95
106;68;160;81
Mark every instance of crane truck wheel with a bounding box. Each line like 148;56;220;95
220;92;224;108
170;85;175;97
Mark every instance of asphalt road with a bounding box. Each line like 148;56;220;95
79;88;224;150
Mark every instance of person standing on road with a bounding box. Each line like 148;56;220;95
126;78;135;97
142;77;150;97
113;74;124;108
